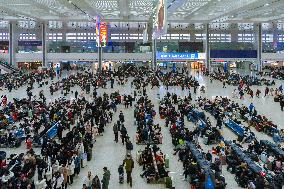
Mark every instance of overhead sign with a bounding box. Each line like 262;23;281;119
157;52;205;60
153;0;167;39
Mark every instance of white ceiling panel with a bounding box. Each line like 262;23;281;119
0;0;284;23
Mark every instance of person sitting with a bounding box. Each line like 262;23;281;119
140;163;156;183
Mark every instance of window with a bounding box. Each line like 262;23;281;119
18;21;36;29
48;21;63;29
47;33;63;41
209;23;230;30
277;23;284;30
110;33;142;40
238;33;254;42
0;33;9;40
170;34;179;40
195;33;206;41
194;23;204;30
262;34;273;43
238;23;254;30
19;33;36;40
278;34;284;42
66;33;88;42
0;21;8;28
180;34;190;40
87;33;96;40
209;33;231;42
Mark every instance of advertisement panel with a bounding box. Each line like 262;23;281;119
96;16;108;47
96;16;100;47
99;22;108;47
153;0;167;39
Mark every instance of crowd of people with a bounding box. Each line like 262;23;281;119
1;63;284;189
0;70;54;92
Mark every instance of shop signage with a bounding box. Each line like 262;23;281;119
18;41;42;46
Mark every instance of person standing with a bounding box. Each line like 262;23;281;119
120;124;127;145
61;164;69;189
92;175;101;189
280;96;284;111
264;87;269;97
84;171;94;189
75;91;79;99
250;90;254;98
249;103;254;115
101;167;111;189
123;154;134;187
113;122;119;143
256;89;261;98
125;139;133;156
110;77;114;89
222;80;226;88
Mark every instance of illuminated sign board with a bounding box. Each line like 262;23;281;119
96;16;108;47
99;22;108;47
157;52;205;60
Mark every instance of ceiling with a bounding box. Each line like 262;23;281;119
0;0;284;23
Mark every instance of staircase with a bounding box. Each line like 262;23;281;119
0;61;18;73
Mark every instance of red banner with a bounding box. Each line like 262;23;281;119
99;22;108;47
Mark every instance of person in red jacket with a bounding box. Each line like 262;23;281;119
1;95;7;107
26;137;33;149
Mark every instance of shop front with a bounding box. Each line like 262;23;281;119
18;61;43;70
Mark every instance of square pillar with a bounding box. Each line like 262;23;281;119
205;23;210;71
257;23;262;71
42;22;47;67
9;22;17;66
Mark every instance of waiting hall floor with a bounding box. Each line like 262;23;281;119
1;70;283;189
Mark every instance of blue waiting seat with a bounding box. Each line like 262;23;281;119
225;119;244;137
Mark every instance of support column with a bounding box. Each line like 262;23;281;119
98;46;102;73
231;24;239;43
205;23;210;72
257;23;262;72
42;22;47;67
272;22;278;48
152;39;157;71
9;22;16;66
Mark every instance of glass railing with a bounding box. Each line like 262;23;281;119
47;41;152;53
210;42;256;50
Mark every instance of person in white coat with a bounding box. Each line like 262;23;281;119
69;160;75;184
35;178;47;189
45;164;53;188
52;160;59;174
53;172;64;189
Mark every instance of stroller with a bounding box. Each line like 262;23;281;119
118;164;124;184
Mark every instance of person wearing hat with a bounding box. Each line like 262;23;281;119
123;154;134;187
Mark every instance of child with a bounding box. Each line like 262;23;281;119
118;164;124;183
